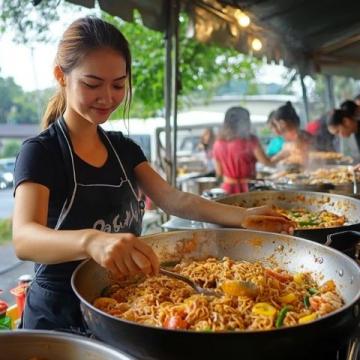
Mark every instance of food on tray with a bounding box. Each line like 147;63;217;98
93;257;343;331
272;166;359;186
308;167;358;185
276;208;346;229
309;151;353;164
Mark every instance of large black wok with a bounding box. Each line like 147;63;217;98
211;190;360;244
71;229;360;360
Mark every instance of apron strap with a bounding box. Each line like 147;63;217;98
52;118;78;229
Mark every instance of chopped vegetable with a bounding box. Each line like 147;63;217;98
309;296;322;311
221;280;258;298
303;295;310;309
293;273;304;284
275;306;289;328
93;297;118;309
252;302;277;317
320;280;336;293
308;288;318;295
298;313;317;324
279;293;297;304
163;315;189;329
265;269;293;283
202;326;213;332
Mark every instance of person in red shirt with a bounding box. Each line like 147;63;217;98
212;106;273;194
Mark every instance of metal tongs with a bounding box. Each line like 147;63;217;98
159;268;259;298
159;268;221;297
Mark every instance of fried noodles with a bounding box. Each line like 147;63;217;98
276;208;346;229
93;257;343;331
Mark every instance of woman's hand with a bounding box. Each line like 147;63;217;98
85;231;159;279
240;206;295;234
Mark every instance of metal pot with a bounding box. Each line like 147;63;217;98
210;190;360;245
181;176;219;195
72;229;360;360
0;330;133;359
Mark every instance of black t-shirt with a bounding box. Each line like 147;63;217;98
14;126;147;229
313;114;339;152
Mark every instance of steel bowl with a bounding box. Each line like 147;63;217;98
0;330;133;360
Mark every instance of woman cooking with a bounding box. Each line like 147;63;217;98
327;100;360;155
212;106;274;194
12;17;294;332
270;102;313;167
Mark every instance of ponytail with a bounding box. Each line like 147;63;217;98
273;101;300;127
340;100;358;118
41;88;66;129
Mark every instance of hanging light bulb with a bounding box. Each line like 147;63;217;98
234;9;250;28
239;13;250;27
251;38;262;51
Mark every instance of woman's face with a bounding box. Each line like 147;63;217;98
269;119;282;135
328;117;357;138
63;47;127;126
272;119;298;141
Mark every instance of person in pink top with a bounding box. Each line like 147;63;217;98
213;106;273;194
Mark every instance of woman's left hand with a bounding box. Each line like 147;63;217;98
240;205;295;234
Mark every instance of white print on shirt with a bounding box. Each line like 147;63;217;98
92;202;140;232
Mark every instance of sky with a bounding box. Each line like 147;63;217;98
1;33;58;91
0;4;289;93
0;2;96;92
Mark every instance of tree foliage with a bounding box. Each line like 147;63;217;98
105;13;261;118
0;139;22;158
0;2;261;121
0;75;51;124
0;0;63;44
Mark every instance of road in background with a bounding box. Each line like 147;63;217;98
0;189;13;219
0;188;28;305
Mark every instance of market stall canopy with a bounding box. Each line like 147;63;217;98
66;0;360;78
227;0;360;78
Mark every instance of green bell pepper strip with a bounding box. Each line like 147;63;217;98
308;288;318;295
304;295;310;308
275;306;289;328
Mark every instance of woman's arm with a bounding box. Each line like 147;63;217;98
135;162;294;233
253;142;274;167
12;182;89;263
12;182;158;276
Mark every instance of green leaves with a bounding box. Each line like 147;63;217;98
104;12;260;118
0;0;62;44
0;6;261;120
0;75;52;125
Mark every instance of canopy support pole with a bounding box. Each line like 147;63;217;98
324;74;336;110
299;73;310;123
164;0;180;187
325;74;344;152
